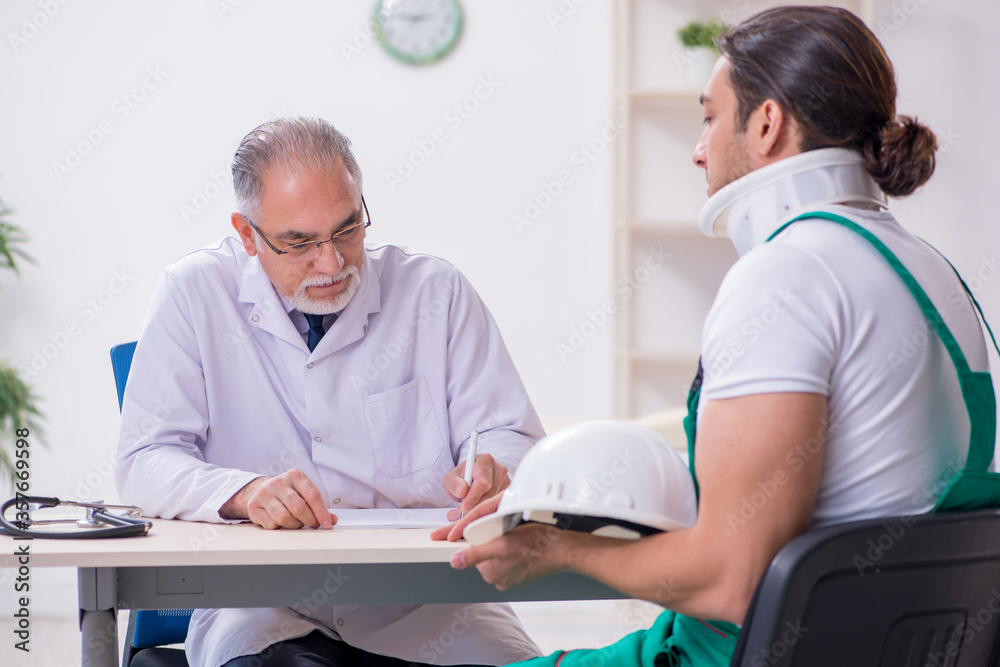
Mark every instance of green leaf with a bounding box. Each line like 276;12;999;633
0;202;35;276
0;364;44;491
0;192;44;493
677;19;727;51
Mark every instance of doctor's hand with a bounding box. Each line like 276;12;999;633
220;469;335;530
443;454;510;520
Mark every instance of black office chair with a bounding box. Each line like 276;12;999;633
111;341;192;667
732;509;1000;666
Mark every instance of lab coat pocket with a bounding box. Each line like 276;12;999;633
365;376;447;478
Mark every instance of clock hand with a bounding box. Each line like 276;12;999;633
396;12;433;22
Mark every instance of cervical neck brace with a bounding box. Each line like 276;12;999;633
697;148;887;256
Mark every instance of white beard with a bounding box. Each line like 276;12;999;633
289;265;360;315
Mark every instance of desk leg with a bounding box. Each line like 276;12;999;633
79;567;119;667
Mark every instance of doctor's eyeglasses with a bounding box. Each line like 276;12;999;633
248;196;371;264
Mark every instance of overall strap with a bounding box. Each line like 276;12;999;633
920;241;1000;359
768;211;994;474
768;212;974;376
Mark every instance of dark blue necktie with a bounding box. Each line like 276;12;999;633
305;313;327;352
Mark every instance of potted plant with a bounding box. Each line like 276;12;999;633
676;18;726;87
0;196;42;492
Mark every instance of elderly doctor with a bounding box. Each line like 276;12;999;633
436;6;996;667
115;116;543;667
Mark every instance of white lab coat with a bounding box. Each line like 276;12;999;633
115;237;544;666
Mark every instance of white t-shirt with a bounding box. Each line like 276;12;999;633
698;205;990;528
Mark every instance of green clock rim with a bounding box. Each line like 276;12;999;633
372;0;464;66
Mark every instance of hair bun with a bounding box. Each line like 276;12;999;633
863;116;938;197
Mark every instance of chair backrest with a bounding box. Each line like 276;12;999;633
731;509;1000;666
110;341;193;659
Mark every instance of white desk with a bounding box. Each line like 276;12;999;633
1;519;624;666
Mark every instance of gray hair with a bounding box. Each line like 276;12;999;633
231;116;363;223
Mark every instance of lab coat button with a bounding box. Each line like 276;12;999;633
363;324;368;333
333;498;341;504
251;314;260;323
314;436;322;443
337;618;344;626
306;362;314;369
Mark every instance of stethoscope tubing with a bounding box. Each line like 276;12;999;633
0;496;151;539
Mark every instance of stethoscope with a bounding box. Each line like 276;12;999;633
0;496;152;539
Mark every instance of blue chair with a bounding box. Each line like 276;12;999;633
111;341;193;667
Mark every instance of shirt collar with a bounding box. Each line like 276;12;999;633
236;246;383;354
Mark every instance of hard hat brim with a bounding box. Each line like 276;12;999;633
463;501;693;546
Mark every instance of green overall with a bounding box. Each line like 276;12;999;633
511;211;1000;667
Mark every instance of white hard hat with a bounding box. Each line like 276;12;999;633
463;420;697;545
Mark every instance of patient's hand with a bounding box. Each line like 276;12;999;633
431;493;503;541
220;469;335;530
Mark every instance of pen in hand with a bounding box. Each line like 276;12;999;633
461;430;479;519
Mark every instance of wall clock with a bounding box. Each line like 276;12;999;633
373;0;463;66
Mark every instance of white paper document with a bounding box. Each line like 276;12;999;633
329;507;453;529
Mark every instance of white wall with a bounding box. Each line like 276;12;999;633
878;0;1000;293
0;0;615;513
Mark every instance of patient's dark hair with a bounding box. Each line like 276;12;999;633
718;5;937;197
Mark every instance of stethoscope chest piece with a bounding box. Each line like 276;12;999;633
75;501;143;529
